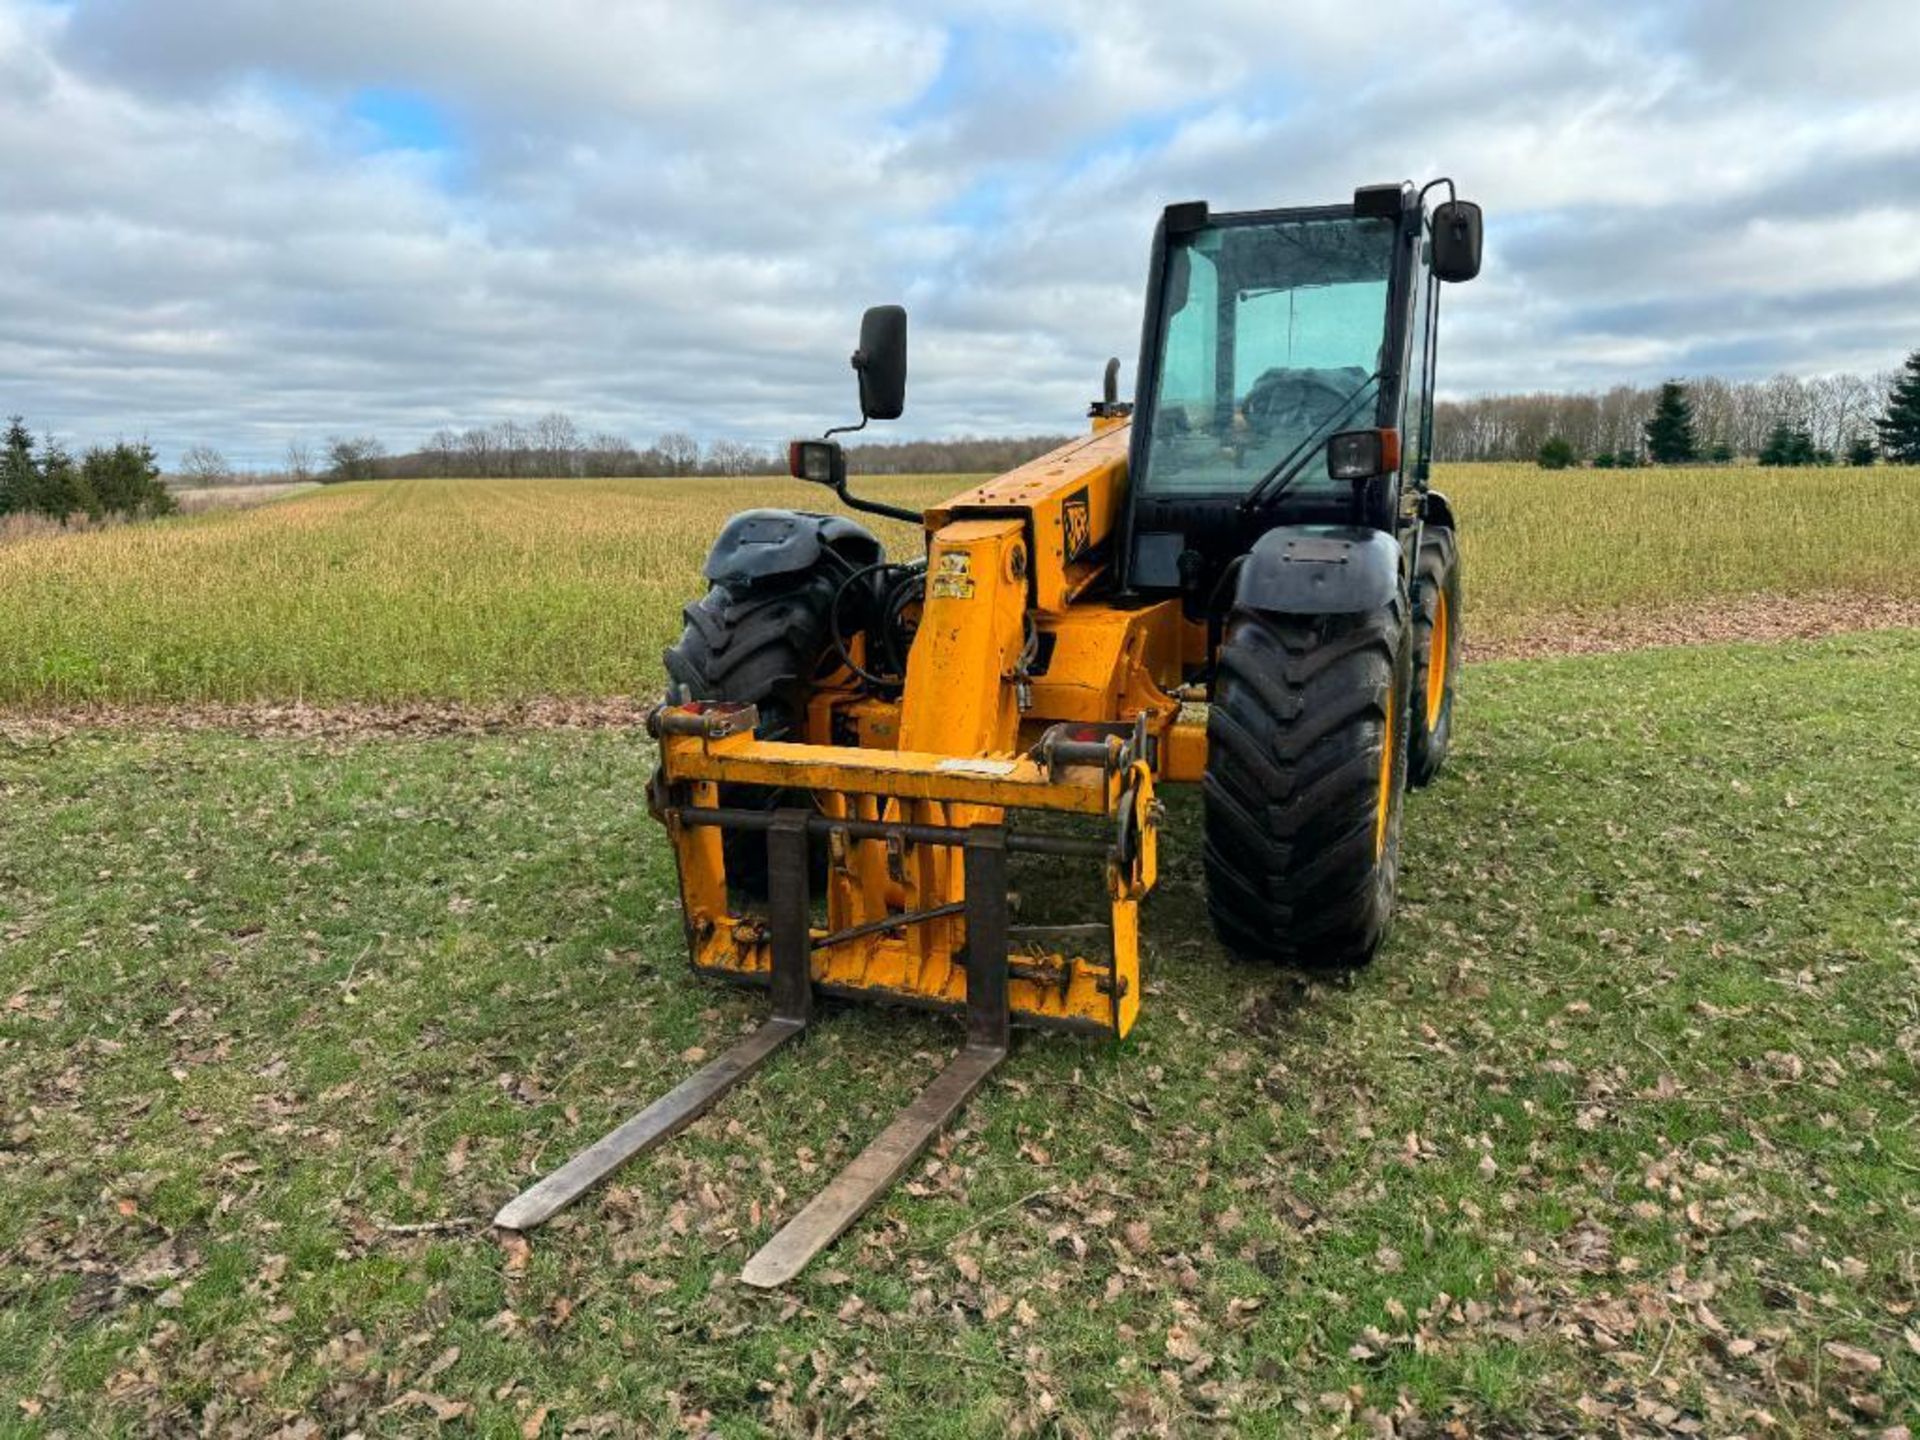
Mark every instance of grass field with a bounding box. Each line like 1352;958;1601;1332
2;464;1916;706
4;632;1918;1434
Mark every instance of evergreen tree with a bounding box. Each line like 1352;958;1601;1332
1643;380;1698;463
35;438;85;522
1876;350;1920;463
1846;435;1877;467
80;441;175;519
1708;441;1734;464
1536;436;1575;470
0;416;34;516
135;442;176;516
1758;422;1818;467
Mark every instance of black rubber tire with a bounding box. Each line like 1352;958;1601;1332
663;572;839;894
1202;593;1412;971
1407;526;1461;788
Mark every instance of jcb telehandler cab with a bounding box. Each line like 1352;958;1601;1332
497;180;1482;1286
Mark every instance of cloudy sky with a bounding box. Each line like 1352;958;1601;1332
3;0;1918;467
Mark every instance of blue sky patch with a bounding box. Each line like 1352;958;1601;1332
349;88;454;153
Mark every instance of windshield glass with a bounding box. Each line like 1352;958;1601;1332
1140;214;1395;497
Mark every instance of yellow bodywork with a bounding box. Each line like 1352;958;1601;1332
653;419;1196;1038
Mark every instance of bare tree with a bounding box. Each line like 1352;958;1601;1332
531;412;581;477
583;431;636;477
1828;372;1880;454
492;420;525;477
179;444;231;485
703;438;767;476
426;428;461;477
654;431;700;476
284;438;315;483
459;426;496;477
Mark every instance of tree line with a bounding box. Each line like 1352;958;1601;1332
1437;359;1920;467
24;350;1920;519
336;418;1075;482
0;417;176;524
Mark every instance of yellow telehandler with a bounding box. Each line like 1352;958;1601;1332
497;180;1482;1285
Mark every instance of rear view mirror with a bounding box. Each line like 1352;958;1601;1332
1431;200;1482;283
853;305;907;420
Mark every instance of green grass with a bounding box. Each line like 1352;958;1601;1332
1;464;1915;706
4;631;1917;1433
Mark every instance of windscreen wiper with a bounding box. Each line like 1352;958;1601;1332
1237;370;1381;516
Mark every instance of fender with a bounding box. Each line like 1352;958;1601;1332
1422;489;1458;533
703;509;883;591
1235;524;1403;615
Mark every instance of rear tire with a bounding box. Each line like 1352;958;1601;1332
1202;594;1412;971
1407;526;1461;788
663;572;839;894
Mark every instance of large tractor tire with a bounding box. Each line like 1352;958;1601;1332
1202;594;1412;971
1407;525;1461;788
663;570;839;894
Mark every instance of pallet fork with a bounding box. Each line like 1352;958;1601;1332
496;704;1152;1286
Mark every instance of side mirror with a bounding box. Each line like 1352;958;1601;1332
1431;200;1482;283
853;305;907;421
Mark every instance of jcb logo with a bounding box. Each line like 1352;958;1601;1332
1062;489;1091;562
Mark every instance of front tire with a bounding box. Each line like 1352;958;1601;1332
663;572;839;894
1202;595;1412;971
1407;526;1461;788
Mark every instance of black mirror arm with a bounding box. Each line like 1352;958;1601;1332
827;475;921;525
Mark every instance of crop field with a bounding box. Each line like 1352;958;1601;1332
3;633;1918;1433
1;464;1917;707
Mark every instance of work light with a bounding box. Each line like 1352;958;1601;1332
1327;428;1401;481
787;439;845;487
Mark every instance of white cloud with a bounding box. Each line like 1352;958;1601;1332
0;0;1916;465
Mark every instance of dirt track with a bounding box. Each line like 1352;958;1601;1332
3;591;1916;742
1469;589;1920;661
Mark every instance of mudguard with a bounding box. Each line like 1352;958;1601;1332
1235;525;1403;615
1422;489;1457;532
702;509;883;591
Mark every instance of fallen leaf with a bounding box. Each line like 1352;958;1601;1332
1823;1340;1882;1376
499;1232;531;1276
387;1390;472;1422
1166;1326;1206;1363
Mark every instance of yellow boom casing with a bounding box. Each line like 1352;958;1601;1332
651;421;1193;1038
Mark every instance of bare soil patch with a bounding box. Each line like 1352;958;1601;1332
0;694;657;743
1470;589;1920;661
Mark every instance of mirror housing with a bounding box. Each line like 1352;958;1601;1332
1431;200;1482;283
853;305;907;420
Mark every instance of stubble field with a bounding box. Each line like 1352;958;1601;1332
2;464;1916;708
